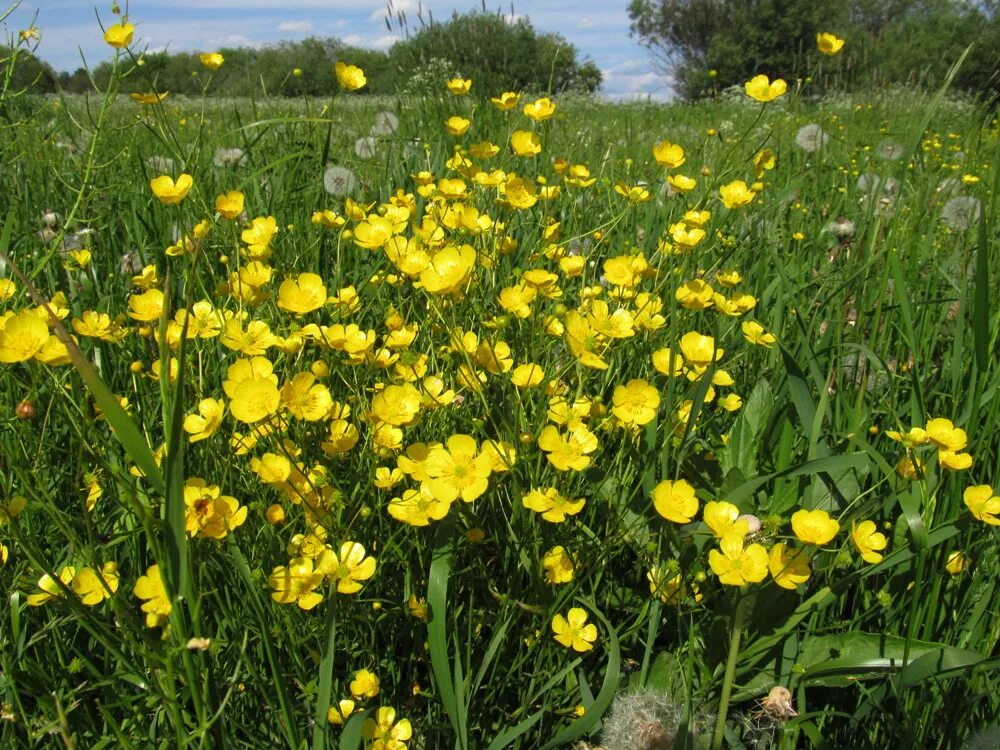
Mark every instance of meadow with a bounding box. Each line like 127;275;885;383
1;24;999;750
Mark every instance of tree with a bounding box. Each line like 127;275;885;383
387;10;602;95
629;0;1000;99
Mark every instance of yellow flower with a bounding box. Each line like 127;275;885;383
768;543;811;590
679;331;722;368
361;706;412;750
719;180;757;209
134;564;173;627
350;669;380;699
791;508;840;546
26;566;75;606
742;320;776;347
945;551;968;576
708;534;769;586
127;289;165;322
652;479;699;524
444;116;471;136
523;97;556;122
668;173;697;193
225;357;280;424
199;52;224;70
851;520;887;563
281;372;333;421
511;363;545;388
334;61;366;91
241;216;278;258
268;557;325;610
551;607;598;652
537;424;599;472
522;487;586;523
129;92;169;105
744;74;787;102
0;309;50;363
647;566;690;606
388;486;451;526
675;279;714;310
446;77;471;94
510;129;542;157
703;500;749;538
816;33;845;56
150;174;193;205
277;273;327;315
316;541;377;594
964;485;1000;526
542;546;575;584
183;398;225;443
652;140;685;168
491;91;520;111
71;562;120;605
215;190;244;219
423;434;493;503
103;22;134;49
371;383;422;426
612;378;660;426
925;417;967;452
183;478;247;539
419;244;476;297
0;278;16;301
327;699;357;726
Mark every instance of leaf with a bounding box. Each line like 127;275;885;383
795;632;984;688
428;520;467;748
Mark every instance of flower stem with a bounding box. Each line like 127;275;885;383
712;589;749;750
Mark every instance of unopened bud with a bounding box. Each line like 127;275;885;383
15;400;35;420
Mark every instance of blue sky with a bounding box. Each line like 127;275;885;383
7;1;672;98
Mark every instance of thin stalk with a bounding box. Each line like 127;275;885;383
312;587;339;750
712;590;749;750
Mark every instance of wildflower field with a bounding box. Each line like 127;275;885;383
2;20;1000;750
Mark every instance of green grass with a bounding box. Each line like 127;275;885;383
1;38;999;750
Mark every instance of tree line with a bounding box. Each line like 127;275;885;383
628;0;1000;99
3;11;602;98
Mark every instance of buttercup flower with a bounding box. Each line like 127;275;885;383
423;434;493;503
104;22;134;48
744;74;787;102
652;139;685;168
542;546;575;584
71;562;120;605
361;707;411;750
768;543;811;590
652;479;699;524
150;174;193;205
335;61;366;91
134;564;173;627
817;32;845;55
708;534;769;586
350;669;381;699
851;520;888;563
268;557;325;610
964;485;1000;526
183;478;247;539
612;379;660;426
522;487;586;523
523;97;556;122
199;52;224;69
551;607;598;652
791;508;840;546
316;541;377;594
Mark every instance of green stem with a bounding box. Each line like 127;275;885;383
312;587;339;750
712;590;749;750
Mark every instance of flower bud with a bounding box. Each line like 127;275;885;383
15;400;35;420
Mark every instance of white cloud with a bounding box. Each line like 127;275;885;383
369;33;400;50
577;18;594;28
370;0;421;22
341;34;365;46
277;20;313;33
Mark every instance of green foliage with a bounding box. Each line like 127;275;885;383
53;11;599;98
388;10;602;95
629;0;1000;99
